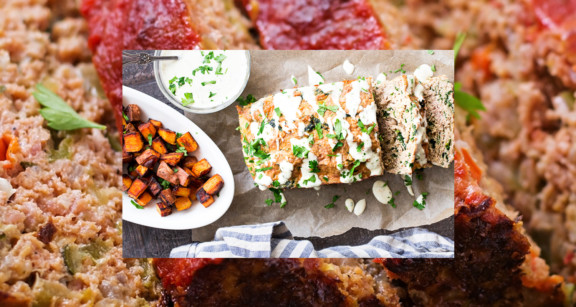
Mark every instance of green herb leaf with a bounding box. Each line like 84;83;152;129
453;32;467;60
427;50;435;55
292;145;309;158
309;160;320;173
431;64;436;72
256;166;273;172
265;199;273;206
388;197;396;208
454;82;485;119
209;92;216;98
122;112;129;122
323;176;329;181
34;84;106;131
317;103;338;116
325;195;339;209
404;175;412;186
274;107;282;117
131;200;144;209
201;80;216;86
237;94;257;106
182;92;195;106
332;141;343;152
147;134;152;146
159;179;171;189
315;123;323;139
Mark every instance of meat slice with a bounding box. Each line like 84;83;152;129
81;0;256;132
375;75;425;175
237;0;390;49
422;75;454;167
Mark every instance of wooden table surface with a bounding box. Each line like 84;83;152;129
121;50;453;258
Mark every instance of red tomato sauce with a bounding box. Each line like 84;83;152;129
240;0;389;50
153;258;223;289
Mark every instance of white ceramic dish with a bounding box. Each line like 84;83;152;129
122;86;235;230
153;50;251;114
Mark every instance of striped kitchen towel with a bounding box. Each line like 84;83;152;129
170;221;454;258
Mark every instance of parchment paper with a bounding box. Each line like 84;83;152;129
184;50;454;242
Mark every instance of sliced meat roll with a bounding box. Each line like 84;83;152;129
422;75;455;167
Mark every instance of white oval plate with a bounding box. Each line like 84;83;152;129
122;86;235;230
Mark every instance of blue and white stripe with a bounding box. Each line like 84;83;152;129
170;221;454;258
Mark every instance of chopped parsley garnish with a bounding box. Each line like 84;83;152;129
258;120;266;135
159;179;171;189
173;168;179;173
317;103;338;116
244;137;270;160
256;166;273;172
122;112;129;122
427;50;435;55
193;65;213;76
357;119;376;135
147;134;152;146
209;92;216;98
413;192;429;210
274;107;282;117
237;94;257;106
182;92;194;106
403;175;412;186
131;200;144;209
201;80;216;86
334;119;344;140
265;199;274;206
391;63;406;74
388;197;397;208
175;146;188;156
323;176;329;181
292;145;309;159
356;142;363;152
431;64;436;72
325;195;339;209
332;141;343;152
291;76;297;85
303;175;316;185
315;123;323;139
309;160;320;173
269;188;286;208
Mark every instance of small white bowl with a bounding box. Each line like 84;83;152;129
153;50;251;114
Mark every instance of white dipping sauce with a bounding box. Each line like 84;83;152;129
159;50;248;109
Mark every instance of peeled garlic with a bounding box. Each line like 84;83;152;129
345;198;355;212
0;178;16;199
372;180;393;205
354;199;366;216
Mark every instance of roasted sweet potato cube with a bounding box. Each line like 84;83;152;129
158;127;177;145
160;152;184;166
121;175;132;192
148;177;163;196
202;174;224;195
136;192;153;207
157;161;179;185
135;165;148;177
174;166;191;186
174;197;192;211
177;132;198;153
152;137;168;155
191;159;212;177
181;156;198;169
124;132;144;152
159;189;175;205
196;187;214;206
124;123;137;134
122;114;127;126
138;122;157;142
149;119;163;129
173;186;191;198
122;146;133;163
127;178;148;199
135;149;160;168
156;202;173;217
126;104;141;122
200;194;215;208
189;188;198;201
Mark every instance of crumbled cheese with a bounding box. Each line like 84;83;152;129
307;65;324;86
343;59;355;75
414;64;434;83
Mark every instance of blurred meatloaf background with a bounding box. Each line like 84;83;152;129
0;0;574;305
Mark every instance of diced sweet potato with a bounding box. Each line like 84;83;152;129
173;186;191;198
174;166;191;186
127;178;148;199
122;146;133;163
135;165;148;177
174;197;192;211
126;104;141;122
148;177;163;196
196;187;215;208
149;119;162;129
156;202;172;217
177;132;198;153
202;174;224;195
124;123;137;134
124;132;144;152
181;156;198;169
159;189;175;205
156;161;179;185
152;137;168;155
158;127;177;145
189;188;198;201
138;122;157;141
122;114;127;126
135;149;160;168
136;192;153;207
191;159;212;177
160;152;184;166
121;175;132;192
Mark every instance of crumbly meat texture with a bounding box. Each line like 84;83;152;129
422;75;454;167
379;120;565;306
375;75;425;174
237;79;384;189
0;0;159;305
394;0;576;284
154;258;403;307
